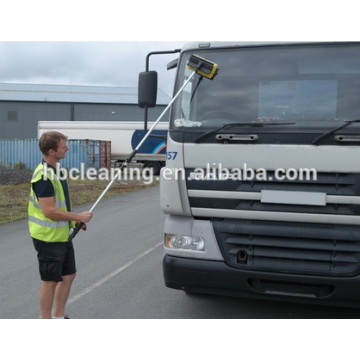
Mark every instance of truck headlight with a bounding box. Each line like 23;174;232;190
165;234;205;251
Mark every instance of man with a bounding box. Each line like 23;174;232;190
28;131;93;319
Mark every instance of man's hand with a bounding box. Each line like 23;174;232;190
75;221;87;231
77;211;93;223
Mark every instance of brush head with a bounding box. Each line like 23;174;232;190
187;54;218;79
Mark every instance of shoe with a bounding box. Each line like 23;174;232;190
52;315;70;319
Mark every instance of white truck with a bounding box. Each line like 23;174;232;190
139;42;360;308
37;121;168;174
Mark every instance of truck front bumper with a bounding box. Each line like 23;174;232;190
163;254;360;308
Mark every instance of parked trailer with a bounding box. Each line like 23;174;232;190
37;121;168;174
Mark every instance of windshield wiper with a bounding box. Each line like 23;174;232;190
311;119;360;145
195;121;295;143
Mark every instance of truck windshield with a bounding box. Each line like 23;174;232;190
171;43;360;139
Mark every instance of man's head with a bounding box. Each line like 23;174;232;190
39;131;68;159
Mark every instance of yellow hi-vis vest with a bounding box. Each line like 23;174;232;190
28;163;75;242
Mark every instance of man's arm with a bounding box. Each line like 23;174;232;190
38;197;93;223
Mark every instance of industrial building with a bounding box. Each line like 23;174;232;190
0;83;171;139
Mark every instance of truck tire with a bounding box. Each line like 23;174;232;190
143;161;161;176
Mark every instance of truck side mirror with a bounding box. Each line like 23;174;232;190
138;71;158;108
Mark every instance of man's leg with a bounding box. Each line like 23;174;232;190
53;272;76;318
53;239;77;318
33;239;62;319
39;281;58;319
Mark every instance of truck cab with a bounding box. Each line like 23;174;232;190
141;42;360;307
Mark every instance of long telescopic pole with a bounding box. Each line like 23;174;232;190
69;71;197;241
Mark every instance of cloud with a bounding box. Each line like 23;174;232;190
0;41;186;95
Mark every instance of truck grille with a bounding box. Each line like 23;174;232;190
212;220;360;277
187;170;360;276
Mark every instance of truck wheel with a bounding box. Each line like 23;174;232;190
143;161;161;175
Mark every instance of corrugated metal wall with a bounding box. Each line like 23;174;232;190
0;102;72;139
0;101;167;139
0;139;111;171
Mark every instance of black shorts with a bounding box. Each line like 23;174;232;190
32;238;77;282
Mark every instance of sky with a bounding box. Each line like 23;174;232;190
0;41;187;96
1;1;357;100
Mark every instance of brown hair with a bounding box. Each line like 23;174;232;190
39;131;67;155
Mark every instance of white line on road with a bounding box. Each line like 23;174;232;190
68;241;163;305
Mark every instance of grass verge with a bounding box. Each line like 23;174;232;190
0;179;158;225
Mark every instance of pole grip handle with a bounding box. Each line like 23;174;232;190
126;149;138;164
68;221;84;241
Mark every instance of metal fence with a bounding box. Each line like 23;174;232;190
0;139;111;171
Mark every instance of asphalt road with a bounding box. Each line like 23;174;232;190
1;185;360;319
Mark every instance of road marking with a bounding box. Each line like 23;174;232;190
68;241;163;305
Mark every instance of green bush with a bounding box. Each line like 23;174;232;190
14;162;26;170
